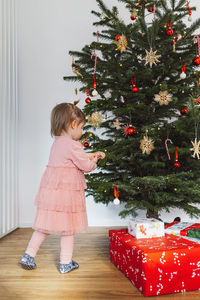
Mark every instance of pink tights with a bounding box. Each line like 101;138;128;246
25;230;74;264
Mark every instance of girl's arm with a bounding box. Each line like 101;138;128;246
86;152;106;160
70;142;97;173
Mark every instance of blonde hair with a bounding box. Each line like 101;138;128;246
50;101;86;137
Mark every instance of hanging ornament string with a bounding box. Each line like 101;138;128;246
93;75;96;89
190;93;200;141
153;2;156;20
173;146;181;168
91;31;99;74
193;35;200;56
165;138;173;160
131;72;139;92
194;119;199;141
85;85;91;104
96;30;99;43
90;31;99;96
180;61;186;79
188;7;192;21
91;52;97;74
181;61;186;73
131;73;136;87
113;184;119;198
175;146;179;160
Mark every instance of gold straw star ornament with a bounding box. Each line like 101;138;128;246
113;35;127;53
113;119;121;129
190;138;200;159
140;135;155;155
142;48;161;68
154;90;173;106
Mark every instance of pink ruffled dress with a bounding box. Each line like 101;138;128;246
32;135;97;235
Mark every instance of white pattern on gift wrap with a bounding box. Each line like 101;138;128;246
126;249;131;259
156;283;164;295
191;268;200;278
128;265;134;272
141;271;147;281
173;252;181;266
159;274;163;281
160;252;166;264
123;254;127;264
134;268;139;283
168;271;178;282
142;255;147;263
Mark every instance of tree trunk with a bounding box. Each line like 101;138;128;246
146;209;162;221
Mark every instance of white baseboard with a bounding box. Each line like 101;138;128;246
0;225;19;239
18;223;127;228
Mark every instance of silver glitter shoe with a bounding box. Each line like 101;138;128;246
19;253;37;270
59;260;79;274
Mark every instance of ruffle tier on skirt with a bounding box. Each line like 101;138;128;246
32;207;89;235
32;165;89;235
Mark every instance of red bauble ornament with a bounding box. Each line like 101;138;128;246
93;81;97;89
192;56;200;66
126;126;136;136
130;16;137;20
166;28;173;36
195;98;200;105
115;35;122;41
173;161;181;168
147;4;153;12
180;107;188;115
83;142;89;148
132;85;139;93
85;97;91;104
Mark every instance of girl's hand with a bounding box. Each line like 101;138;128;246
96;151;106;160
86;153;97;160
86;152;106;161
92;155;98;163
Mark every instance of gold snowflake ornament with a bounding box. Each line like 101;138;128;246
72;56;82;77
154;90;173;106
113;35;127;53
140;135;155;155
142;48;161;68
88;112;102;127
113;119;121;129
190;138;200;159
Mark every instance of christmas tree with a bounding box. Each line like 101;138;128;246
64;0;200;221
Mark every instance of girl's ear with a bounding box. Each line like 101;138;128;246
71;119;77;129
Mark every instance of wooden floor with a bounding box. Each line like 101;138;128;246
0;227;200;300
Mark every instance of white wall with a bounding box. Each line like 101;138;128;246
17;0;200;228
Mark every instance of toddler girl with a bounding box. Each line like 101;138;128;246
19;101;105;273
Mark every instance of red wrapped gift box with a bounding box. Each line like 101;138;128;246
109;228;200;297
165;221;200;236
